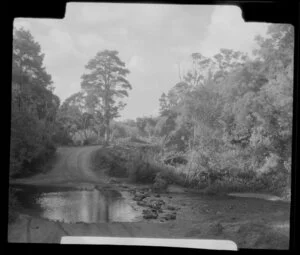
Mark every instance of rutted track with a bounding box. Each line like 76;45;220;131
10;146;103;186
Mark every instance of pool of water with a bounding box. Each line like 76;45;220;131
12;184;141;224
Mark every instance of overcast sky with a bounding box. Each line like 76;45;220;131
14;3;269;121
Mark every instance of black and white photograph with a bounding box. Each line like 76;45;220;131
8;2;293;250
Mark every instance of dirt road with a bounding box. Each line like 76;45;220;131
8;146;291;249
10;146;105;186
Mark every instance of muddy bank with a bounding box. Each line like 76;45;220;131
8;146;291;249
8;180;290;249
8;209;289;250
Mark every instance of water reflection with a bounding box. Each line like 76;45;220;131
13;185;140;223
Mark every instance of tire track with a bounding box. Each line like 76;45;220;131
96;223;113;236
76;147;101;182
55;222;70;236
11;145;104;185
48;148;75;183
120;223;134;237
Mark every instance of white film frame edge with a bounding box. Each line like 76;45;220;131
61;237;238;250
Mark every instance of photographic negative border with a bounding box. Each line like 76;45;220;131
5;0;299;253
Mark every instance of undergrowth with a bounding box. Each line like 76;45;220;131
91;142;290;198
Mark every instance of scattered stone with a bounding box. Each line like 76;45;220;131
168;196;172;199
167;205;176;211
154;194;161;198
150;198;165;204
133;194;146;201
137;201;147;207
163;213;176;220
143;192;151;198
135;191;145;196
143;209;158;219
141;188;151;193
149;201;162;210
129;189;136;194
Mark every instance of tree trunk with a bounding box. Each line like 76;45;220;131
83;116;88;141
104;117;110;146
97;127;101;144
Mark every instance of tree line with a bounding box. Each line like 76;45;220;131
99;24;292;195
11;24;293;196
137;24;293;194
11;27;132;177
11;28;60;177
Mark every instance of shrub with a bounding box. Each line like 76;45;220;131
10;111;58;178
236;170;256;180
85;135;99;145
127;154;159;183
92;147;129;177
52;129;73;145
107;157;128;177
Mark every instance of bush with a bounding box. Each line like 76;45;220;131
255;170;289;196
107;157;128;177
52;129;73;145
124;145;189;186
236;170;256;181
82;134;99;145
10;111;58;178
127;154;159;183
91;148;128;177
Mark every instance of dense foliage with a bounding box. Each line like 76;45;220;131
10;28;60;177
11;24;293;198
101;24;293;197
150;24;293;195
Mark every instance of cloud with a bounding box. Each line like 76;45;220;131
171;16;187;38
14;19;32;30
38;28;85;68
170;46;195;60
128;55;146;73
78;3;171;35
13;4;272;120
198;5;269;57
36;19;61;27
49;29;76;53
133;4;169;27
118;27;128;37
52;73;81;101
80;3;126;24
14;20;81;59
77;33;105;48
